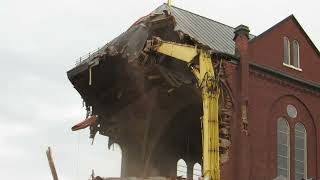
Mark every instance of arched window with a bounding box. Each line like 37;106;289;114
109;143;122;177
283;37;290;65
177;159;187;178
295;123;307;180
110;143;122;151
193;163;202;180
277;117;290;178
292;40;300;68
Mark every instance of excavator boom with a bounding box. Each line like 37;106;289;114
144;38;220;180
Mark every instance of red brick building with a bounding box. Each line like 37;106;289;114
225;15;320;180
68;4;320;180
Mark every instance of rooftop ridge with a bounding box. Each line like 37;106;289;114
161;3;255;38
163;3;236;30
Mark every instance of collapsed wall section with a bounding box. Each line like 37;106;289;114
68;9;235;178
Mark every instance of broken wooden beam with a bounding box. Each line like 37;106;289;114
46;146;59;180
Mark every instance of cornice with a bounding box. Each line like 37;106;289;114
249;65;320;97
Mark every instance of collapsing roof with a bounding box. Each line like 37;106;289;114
67;4;236;172
68;3;255;78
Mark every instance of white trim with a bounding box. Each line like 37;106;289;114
283;63;302;71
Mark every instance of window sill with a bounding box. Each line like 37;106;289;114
283;63;302;72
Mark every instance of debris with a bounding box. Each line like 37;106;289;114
67;4;235;179
72;115;98;131
46;146;59;180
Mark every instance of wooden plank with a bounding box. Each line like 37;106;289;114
46;146;59;180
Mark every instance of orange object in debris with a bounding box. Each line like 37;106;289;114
71;115;97;131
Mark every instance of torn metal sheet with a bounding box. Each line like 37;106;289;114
67;12;176;79
105;23;150;62
71;115;97;131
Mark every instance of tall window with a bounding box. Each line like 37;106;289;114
283;37;290;65
295;123;307;180
177;159;187;178
193;163;202;180
275;105;310;179
108;143;122;177
292;40;300;68
277;117;290;178
283;37;301;70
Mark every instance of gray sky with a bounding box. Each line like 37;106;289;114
0;0;319;179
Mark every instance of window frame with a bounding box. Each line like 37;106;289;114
192;162;202;180
282;37;302;71
277;117;290;179
294;123;307;180
177;159;188;178
283;36;291;65
292;40;300;69
276;118;309;179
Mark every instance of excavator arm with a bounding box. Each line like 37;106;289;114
144;37;220;180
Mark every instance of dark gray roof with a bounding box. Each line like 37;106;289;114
154;4;255;55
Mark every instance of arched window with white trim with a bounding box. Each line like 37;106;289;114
283;37;290;65
193;163;202;180
177;159;187;178
277;117;290;178
295;123;307;180
109;143;122;177
292;40;300;68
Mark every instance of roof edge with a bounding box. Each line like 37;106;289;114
291;15;320;57
249;15;293;43
249;15;320;57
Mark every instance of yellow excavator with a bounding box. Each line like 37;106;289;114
144;37;221;180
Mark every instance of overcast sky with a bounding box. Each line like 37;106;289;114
0;0;319;179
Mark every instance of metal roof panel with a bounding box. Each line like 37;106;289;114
154;4;255;55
